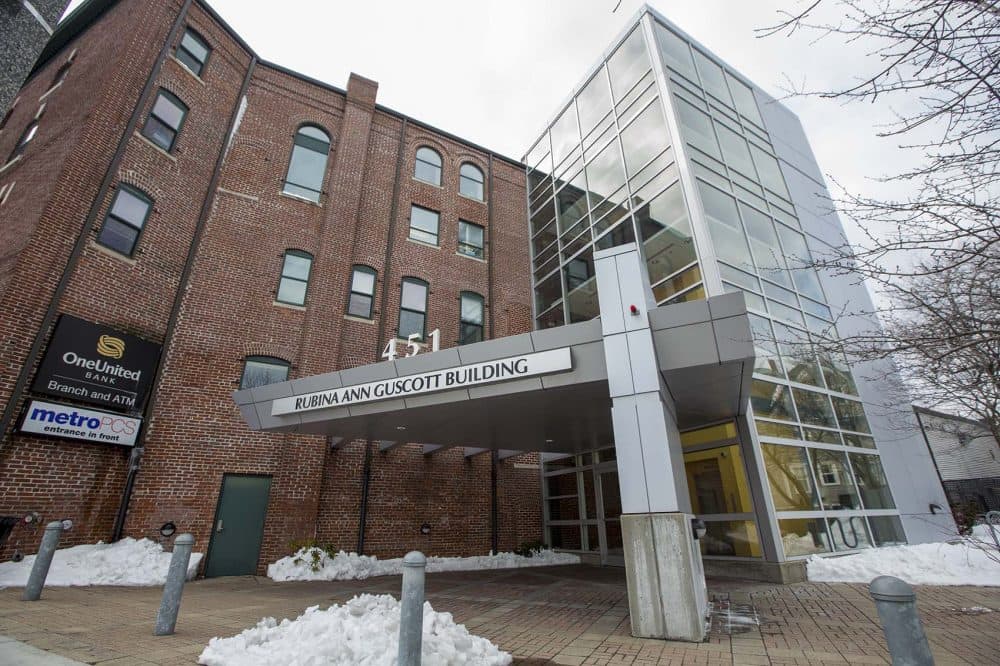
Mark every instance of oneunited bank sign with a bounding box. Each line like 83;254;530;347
272;348;571;416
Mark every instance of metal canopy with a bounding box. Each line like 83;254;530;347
232;294;755;454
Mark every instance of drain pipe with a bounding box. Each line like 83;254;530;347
491;450;499;553
111;446;143;540
356;442;374;554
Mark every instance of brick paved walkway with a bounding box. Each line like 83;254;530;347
0;564;996;665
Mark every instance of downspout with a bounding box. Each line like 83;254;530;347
486;153;495;339
112;53;259;540
357;442;374;554
491;450;499;553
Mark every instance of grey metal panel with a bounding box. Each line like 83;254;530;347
617;250;654;332
706;292;747;320
250;380;294;402
339;360;398;385
394;347;462;375
456;332;535;364
611;397;651;514
595;246;626;336
635;391;684;513
404;387;471;409
541;342;607;388
298;404;351;424
467;376;544;399
712;316;755;364
232;388;255;406
626;330;660;395
239;404;261;430
254;402;300;430
604;334;635;398
291;371;344;394
653;322;719;370
349;398;407;417
648;299;711;330
530;318;602;351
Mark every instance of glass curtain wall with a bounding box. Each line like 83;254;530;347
649;18;905;557
525;26;705;331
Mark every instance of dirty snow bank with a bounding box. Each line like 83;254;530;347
0;537;202;587
198;593;511;666
268;548;579;582
807;540;1000;586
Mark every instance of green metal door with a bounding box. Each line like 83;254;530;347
205;474;271;577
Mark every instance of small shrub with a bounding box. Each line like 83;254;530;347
287;539;338;572
514;540;549;558
951;501;981;536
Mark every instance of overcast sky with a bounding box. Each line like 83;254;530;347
62;0;919;246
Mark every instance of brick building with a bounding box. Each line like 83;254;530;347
0;0;541;574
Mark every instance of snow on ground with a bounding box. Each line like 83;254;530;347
807;539;1000;586
972;523;999;543
268;548;579;582
0;538;202;587
198;593;511;666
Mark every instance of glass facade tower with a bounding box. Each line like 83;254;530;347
526;9;908;563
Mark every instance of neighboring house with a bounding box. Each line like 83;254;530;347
914;406;1000;511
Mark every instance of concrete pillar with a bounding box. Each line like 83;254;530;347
594;243;708;642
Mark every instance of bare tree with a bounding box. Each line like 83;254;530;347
759;1;1000;440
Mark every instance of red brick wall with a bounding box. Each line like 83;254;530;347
0;0;542;572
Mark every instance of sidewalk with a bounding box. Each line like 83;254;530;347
0;564;996;665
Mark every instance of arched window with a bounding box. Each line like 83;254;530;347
459;163;485;200
459;292;484;345
414;146;442;186
347;265;377;319
276;250;313;306
240;356;290;389
141;89;188;152
399;278;428;340
283;125;330;203
96;185;153;256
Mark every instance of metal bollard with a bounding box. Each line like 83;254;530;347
984;511;1000;551
154;533;195;636
397;551;427;666
22;521;63;601
868;576;933;665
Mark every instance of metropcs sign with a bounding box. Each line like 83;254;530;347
20;400;141;447
271;348;572;416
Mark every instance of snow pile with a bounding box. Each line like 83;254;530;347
198;593;511;666
971;523;999;542
0;538;202;587
807;541;1000;586
268;547;579;582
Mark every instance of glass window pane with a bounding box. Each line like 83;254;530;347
549;106;580;167
827;516;873;551
654;23;697;81
652;264;701;302
181;31;209;63
620;103;668;176
842;433;876;449
751;379;796;421
803;427;842;445
595;218;635;250
299;126;330;143
461;294;483;324
810;448;860;510
748;313;784;378
576;69;613;136
607;28;650;100
698;181;752;270
749;144;789;198
535;271;562;314
819;351;858;395
868;515;906;546
351;268;375;295
536;301;564;329
409;205;439;243
459;221;484;248
692;49;732;105
775;224;825;300
548;525;582;550
240;358;289;390
556;166;588;235
110;189;150;226
774;323;823;388
779;518;831;556
151;93;185;129
141;116;175;151
97;217;139;255
700;520;762;558
277;277;307;305
740;204;792;287
286;144;326;194
282;252;311;280
716;123;755;177
727;73;762;125
675;97;720;160
755;419;802;439
547;497;579;521
638;184;696;284
585;139;626;205
401;280;427;312
832;397;871;433
683;444;753;514
565;249;598;323
460;164;485;200
348;293;373;318
849;453;895;509
414;149;442;185
763;444;820;510
399;310;425;339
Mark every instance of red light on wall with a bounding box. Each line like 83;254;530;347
629;304;639;315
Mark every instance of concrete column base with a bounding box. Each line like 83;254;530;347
621;512;708;642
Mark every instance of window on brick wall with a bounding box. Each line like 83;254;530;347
459;162;485;200
459;291;485;345
347;265;377;319
399;278;428;340
176;28;211;77
283;125;330;203
457;220;484;259
7;106;43;163
414;146;442;186
409;204;439;245
96;185;153;256
240;356;290;390
276;250;313;306
141;89;188;152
